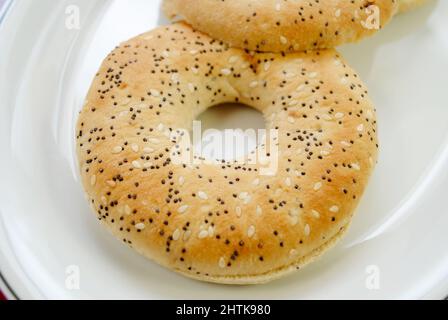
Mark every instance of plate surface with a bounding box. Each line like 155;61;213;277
0;0;447;300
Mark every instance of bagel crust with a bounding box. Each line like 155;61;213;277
76;23;378;284
163;0;398;52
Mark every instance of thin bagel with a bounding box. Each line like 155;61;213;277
76;23;378;284
163;0;398;52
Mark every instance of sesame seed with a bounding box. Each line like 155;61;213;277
289;249;297;257
288;117;295;124
264;62;271;71
112;146;123;154
132;160;142;169
119;111;128;117
219;257;226;269
238;192;249;200
296;84;306;92
236;206;242;217
106;180;116;187
247;225;256;238
149;138;160;144
143;147;155;154
290;216;299;226
131;144;139;152
90;175;96;186
150;89;160;97
285;177;292;186
256;206;262;216
314;182;322;191
335;9;341;17
178;176;185;185
304;224;311;236
357;124;365;133
351;163;361;171
280;36;288;44
330;205;340;213
171;73;179;82
172;229;181;241
228;56;238;64
124;205;131;215
188;83;195;92
135;223;145;231
335;112;344;119
198;230;209;239
198;191;208;200
221;68;231;76
249;81;258;88
312;210;321;219
143;162;153;169
183;230;191;241
178;205;189;214
289;100;299;106
252;178;260;186
289;208;300;217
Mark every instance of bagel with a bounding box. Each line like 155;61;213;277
163;0;398;52
76;22;378;284
398;0;428;13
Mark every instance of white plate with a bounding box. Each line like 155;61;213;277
0;0;448;300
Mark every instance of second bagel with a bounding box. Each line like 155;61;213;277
163;0;398;52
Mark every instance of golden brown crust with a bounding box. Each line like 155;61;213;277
163;0;398;52
175;222;350;284
398;0;428;13
76;23;378;284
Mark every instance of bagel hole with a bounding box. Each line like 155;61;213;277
194;103;266;162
